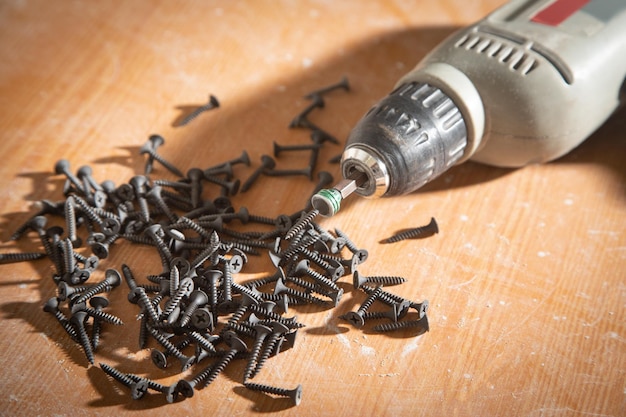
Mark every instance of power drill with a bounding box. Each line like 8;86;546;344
312;0;626;217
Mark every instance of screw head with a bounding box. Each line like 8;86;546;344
151;349;168;369
54;159;71;175
176;379;195;398
130;380;149;400
341;311;364;328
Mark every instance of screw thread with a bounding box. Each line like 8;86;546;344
188;331;217;353
252;333;281;378
284;209;318;240
84;307;123;325
373;317;430;333
49;309;80;342
0;252;46;263
244;381;292;396
162;281;192;317
244;333;269;380
363;275;406;286
304;269;339;291
334;228;358;253
358;286;382;314
202;349;238;387
72;317;95;364
232;282;264;303
177;216;212;239
148;327;184;359
99;362;134;386
147;150;184;177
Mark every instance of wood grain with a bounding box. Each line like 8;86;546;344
0;1;624;416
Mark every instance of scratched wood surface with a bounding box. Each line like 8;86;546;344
0;1;624;416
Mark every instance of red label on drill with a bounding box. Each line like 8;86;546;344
532;0;590;26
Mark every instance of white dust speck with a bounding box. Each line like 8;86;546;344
401;337;421;357
460;214;469;222
463;373;472;380
537;251;549;257
499;300;506;306
302;57;313;68
361;345;376;356
18;283;27;289
564;198;574;206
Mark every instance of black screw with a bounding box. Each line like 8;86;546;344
273;141;321;157
70;310;95;364
139;135;184;177
334;228;368;264
203;150;251;173
380;217;439;244
352;271;406;289
99;362;149;400
179;289;209;327
54;159;86;195
250;322;289;379
72;268;122;305
177;334;247;397
244;381;303;407
240;155;275;193
289;94;324;128
176;94;219;127
304;76;349;99
263;166;312;180
340;286;383;328
243;324;273;381
373;315;430;334
0;252;46;264
43;297;80;342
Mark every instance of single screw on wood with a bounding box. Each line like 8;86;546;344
373;315;430;334
380;217;439;244
240;155;275;193
245;381;303;407
352;271;406;289
176;94;219;127
0;252;46;264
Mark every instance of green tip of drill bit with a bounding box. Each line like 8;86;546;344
311;188;342;217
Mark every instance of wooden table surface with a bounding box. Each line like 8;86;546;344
0;1;624;416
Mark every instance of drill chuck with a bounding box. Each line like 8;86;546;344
343;82;468;197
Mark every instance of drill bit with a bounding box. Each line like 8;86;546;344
311;171;367;217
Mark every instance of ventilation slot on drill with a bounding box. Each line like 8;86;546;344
455;33;538;76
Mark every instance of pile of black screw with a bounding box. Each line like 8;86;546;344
3;78;429;407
